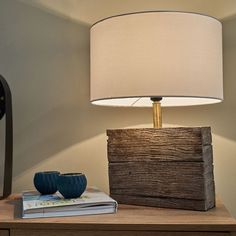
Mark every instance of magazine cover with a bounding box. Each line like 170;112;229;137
22;187;117;218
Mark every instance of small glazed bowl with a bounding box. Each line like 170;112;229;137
57;173;87;199
33;171;60;195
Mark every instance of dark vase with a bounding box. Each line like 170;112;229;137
33;171;60;195
57;173;87;199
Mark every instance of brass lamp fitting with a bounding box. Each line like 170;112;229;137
151;97;162;128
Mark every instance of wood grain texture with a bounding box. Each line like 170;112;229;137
108;143;213;162
110;194;214;211
0;230;9;236
11;229;231;236
107;127;212;146
109;161;214;200
107;127;212;162
107;127;215;211
0;196;236;233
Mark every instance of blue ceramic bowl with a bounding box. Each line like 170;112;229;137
33;171;60;195
57;173;87;199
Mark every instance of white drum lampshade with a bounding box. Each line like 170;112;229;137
90;11;223;108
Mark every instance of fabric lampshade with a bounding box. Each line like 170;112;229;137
90;11;223;107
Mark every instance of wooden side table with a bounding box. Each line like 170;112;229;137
0;195;236;236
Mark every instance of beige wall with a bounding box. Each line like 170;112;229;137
1;0;236;217
19;0;236;24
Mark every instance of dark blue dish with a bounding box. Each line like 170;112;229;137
57;173;87;199
33;171;60;195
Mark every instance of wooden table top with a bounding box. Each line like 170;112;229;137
0;195;236;232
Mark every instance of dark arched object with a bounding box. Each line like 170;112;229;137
0;75;13;199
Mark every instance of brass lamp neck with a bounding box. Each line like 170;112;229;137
151;97;162;128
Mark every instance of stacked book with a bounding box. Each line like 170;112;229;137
22;187;117;218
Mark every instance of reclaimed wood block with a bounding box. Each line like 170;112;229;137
107;127;215;211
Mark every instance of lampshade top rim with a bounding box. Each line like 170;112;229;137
91;10;221;28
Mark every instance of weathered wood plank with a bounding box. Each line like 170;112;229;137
108;144;212;162
107;127;212;146
110;194;215;211
107;127;215;211
0;230;9;236
109;161;214;200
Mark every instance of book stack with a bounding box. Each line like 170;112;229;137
22;187;117;218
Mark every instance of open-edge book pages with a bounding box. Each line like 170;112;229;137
22;187;118;218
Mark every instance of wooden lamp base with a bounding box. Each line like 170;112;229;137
107;127;215;211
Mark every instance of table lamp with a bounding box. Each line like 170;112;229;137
90;11;223;211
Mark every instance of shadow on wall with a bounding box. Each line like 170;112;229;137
0;0;236;184
0;0;151;178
